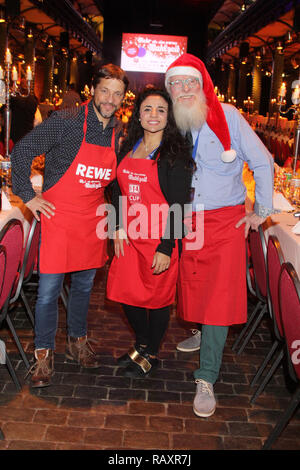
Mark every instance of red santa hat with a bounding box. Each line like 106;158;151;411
165;53;236;163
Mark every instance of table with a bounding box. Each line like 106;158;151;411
263;211;300;277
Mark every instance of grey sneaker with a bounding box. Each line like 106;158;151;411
193;379;216;417
176;329;201;352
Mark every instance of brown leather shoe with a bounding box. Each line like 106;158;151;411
66;335;101;368
26;349;54;388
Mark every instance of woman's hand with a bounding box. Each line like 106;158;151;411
113;228;129;257
152;252;171;275
25;195;56;221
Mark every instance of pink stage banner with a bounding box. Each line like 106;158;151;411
121;33;188;74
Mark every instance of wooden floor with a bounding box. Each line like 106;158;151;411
0;266;299;451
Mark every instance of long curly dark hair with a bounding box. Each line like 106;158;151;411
119;86;194;169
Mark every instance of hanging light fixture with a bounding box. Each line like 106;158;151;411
291;57;299;69
276;41;284;54
19;16;25;30
286;30;293;44
27;28;33;39
0;8;5;23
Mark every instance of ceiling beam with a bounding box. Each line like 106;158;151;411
207;0;228;23
93;0;105;14
206;0;300;62
30;0;102;53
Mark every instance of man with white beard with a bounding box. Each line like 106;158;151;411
165;53;274;417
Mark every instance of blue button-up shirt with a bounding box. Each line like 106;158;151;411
191;104;274;216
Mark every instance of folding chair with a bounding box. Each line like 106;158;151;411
0;245;16;434
9;217;40;327
0;219;30;375
250;235;285;403
9;216;68;319
0;245;20;391
262;262;300;449
232;226;268;354
245;235;256;298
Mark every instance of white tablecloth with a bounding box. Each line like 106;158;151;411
0;193;33;244
263;212;300;277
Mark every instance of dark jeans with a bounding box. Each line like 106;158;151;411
35;269;97;350
122;304;170;356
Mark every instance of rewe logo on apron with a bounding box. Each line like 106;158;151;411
39;102;117;274
76;163;113;188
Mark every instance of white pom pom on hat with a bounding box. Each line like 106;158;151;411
166;53;237;162
221;149;237;163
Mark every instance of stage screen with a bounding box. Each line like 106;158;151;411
121;33;188;73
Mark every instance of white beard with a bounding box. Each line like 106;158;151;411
173;89;208;134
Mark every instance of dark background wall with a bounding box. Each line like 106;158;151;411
102;0;209;92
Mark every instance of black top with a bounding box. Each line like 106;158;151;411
111;149;193;257
11;100;123;203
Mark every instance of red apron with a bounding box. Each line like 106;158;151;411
106;153;178;309
177;204;247;326
39;103;116;274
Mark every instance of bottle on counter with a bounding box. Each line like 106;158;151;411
290;177;300;208
1;157;11;188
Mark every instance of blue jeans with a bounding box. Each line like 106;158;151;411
35;269;97;350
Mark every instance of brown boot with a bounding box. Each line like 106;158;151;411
26;349;54;388
66;335;101;368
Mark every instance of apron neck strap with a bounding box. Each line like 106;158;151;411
111;127;116;152
83;102;89;137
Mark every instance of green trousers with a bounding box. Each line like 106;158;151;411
193;324;229;384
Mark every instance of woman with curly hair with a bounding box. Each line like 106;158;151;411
106;86;194;377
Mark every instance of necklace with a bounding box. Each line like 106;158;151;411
142;138;160;156
132;137;161;160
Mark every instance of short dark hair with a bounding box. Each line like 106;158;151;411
92;63;129;94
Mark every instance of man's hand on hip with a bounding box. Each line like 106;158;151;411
25;195;56;221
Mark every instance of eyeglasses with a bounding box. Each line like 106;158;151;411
168;77;200;90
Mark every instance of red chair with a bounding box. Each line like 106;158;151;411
0;244;22;391
281;141;290;164
0;219;30;374
274;139;282;164
250;235;285;403
263;262;300;449
0;245;9;439
283;156;300;170
269;137;276;157
9;217;40;326
246;236;256;297
232;226;268;354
